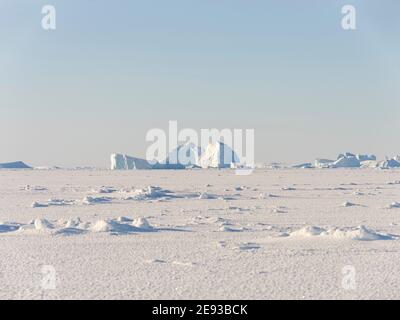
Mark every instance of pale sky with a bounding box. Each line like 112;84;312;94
1;0;399;167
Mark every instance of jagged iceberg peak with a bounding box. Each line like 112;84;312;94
199;141;240;169
162;142;202;169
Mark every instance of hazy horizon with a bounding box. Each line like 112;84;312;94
1;0;399;167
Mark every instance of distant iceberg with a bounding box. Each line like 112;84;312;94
377;157;400;169
314;158;335;168
360;156;400;169
109;148;399;171
199;141;240;168
110;154;152;170
0;161;31;169
291;162;313;169
161;142;202;169
331;153;360;168
314;153;377;169
355;154;376;161
111;141;241;170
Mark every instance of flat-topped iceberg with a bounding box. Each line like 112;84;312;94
111;154;153;170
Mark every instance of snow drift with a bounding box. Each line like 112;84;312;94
290;225;394;241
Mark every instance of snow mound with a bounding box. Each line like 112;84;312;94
282;186;296;191
386;202;400;209
270;206;287;213
198;192;218;199
31;199;74;208
90;218;153;233
198;192;210;199
145;186;168;198
132;218;153;230
48;199;73;206
34;218;53;230
342;201;356;207
90;220;132;233
65;218;82;228
290;225;394;241
31;201;48;208
22;185;47;191
290;226;326;237
328;226;394;241
123;186;171;200
92;186;117;194
219;225;243;232
90;220;115;232
83;196;112;205
5;216;155;236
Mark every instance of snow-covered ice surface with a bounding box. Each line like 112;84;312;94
1;168;400;299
